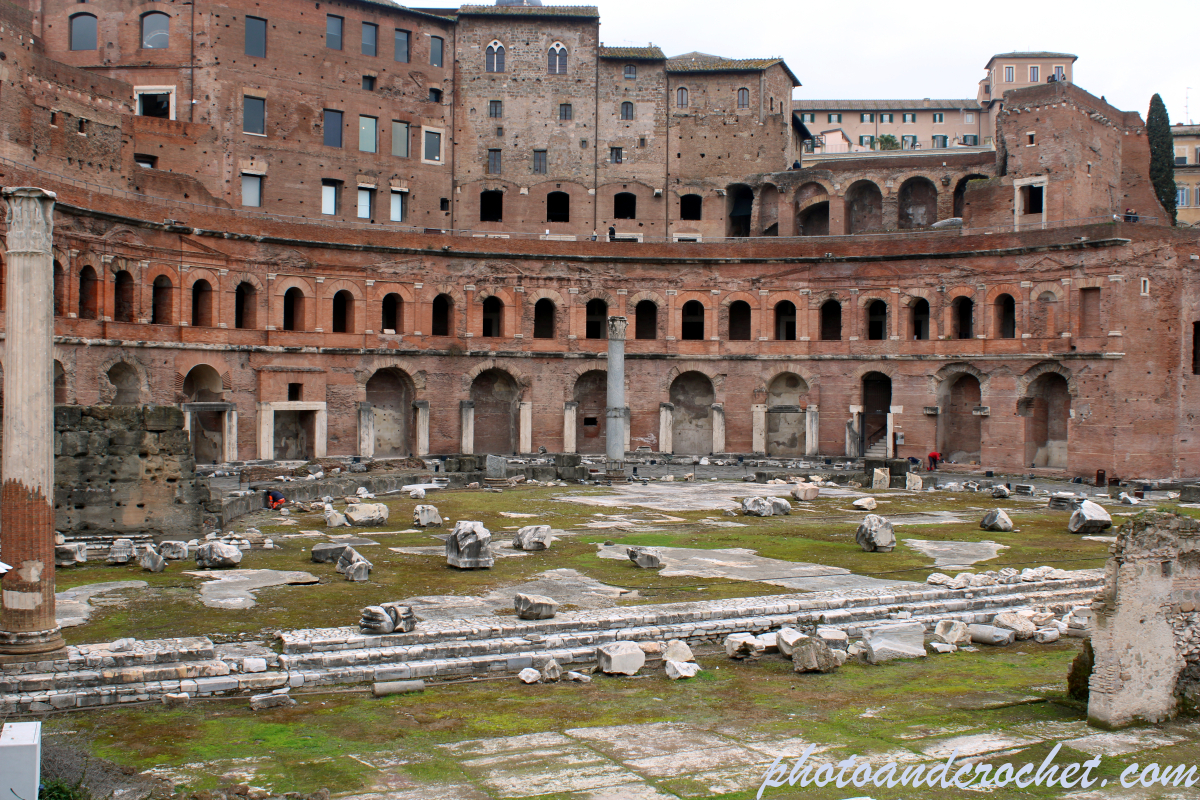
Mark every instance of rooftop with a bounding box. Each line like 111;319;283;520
794;99;981;111
986;51;1078;64
1172;124;1200;137
666;52;799;86
457;4;599;17
599;46;666;61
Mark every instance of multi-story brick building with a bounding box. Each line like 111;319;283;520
0;0;1197;481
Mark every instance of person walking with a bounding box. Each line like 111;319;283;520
927;451;941;471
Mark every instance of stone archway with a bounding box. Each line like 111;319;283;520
940;374;982;463
471;368;520;455
670;371;714;455
766;372;808;457
861;372;892;453
898;177;938;229
845;180;883;234
366;368;415;457
574;370;607;454
106;362;143;406
1023;373;1070;468
183;364;225;464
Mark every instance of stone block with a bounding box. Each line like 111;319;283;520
55;543;88;567
414;505;443;527
158;541;190;560
862;623;926;664
906;472;923;491
360;603;416;634
933;620;971;645
514;593;558;620
1068;500;1112;534
250;691;296;711
663;640;695;662
665;660;701;679
195;542;243;569
446;521;494;569
627;547;662;569
144;406;185;432
792;636;840;673
855;514;895;552
513;525;552;551
852;496;877;511
138;550;166;573
992;612;1036;640
345;503;389;526
311;542;349;563
106;539;135;565
790;482;819;501
336;547;372;581
980;509;1014;532
968;624;1016;646
597;642;645;675
872;468;890;490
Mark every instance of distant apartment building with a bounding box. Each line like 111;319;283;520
978;52;1077;140
1173;124;1200;227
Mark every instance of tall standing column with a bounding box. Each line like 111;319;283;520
1;187;65;655
605;316;627;480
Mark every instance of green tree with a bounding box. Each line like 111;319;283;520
1147;93;1177;224
876;134;901;151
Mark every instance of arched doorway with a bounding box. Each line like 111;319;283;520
381;293;402;333
681;300;705;340
995;294;1016;339
952;296;974;339
183;364;225;464
845;180;883;234
432;293;453;336
332;290;355;333
283;287;305;331
471;369;519;454
635;300;657;340
585;298;607;339
114;271;135;322
774;301;796;341
366;368;414;457
78;266;99;319
574;370;607;454
897;177;938;229
151;275;173;325
107;362;142;406
533;298;556;339
866;300;887;340
820;300;842;340
1024;373;1070;468
953;174;988;218
726;184;754;237
728;301;752;340
669;371;714;455
191;279;213;327
236;282;257;329
861;372;892;455
941;374;981;463
766;372;808;456
795;183;829;236
910;298;930;340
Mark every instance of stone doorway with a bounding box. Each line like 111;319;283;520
766;372;808;457
669;371;714;455
366;368;414;458
471;368;520;455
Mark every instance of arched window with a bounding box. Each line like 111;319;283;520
819;300;841;341
235;282;256;329
113;270;134;322
332;289;354;333
151;275;173;325
282;287;304;331
533;298;556;339
624;64;637;80
728;300;752;340
952;296;974;339
69;13;97;51
53;261;66;316
620;101;634;120
141;11;169;49
548;43;567;75
547;191;570;223
78;266;99;319
737;87;750;109
866;299;887;340
432;293;452;336
910;298;930;340
481;296;503;337
485;41;505;73
995;293;1016;338
614;192;637;220
680;194;702;221
191;279;213;327
585;298;607;339
382;293;402;332
681;300;705;340
635;300;657;340
676;87;688;108
774;301;796;341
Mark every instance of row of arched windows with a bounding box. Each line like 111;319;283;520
69;11;169;51
484;41;568;74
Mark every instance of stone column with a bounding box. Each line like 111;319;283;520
563;401;578;454
518;401;533;454
224;407;239;463
357;401;375;458
1;187;65;655
805;406;820;457
605;316;627;477
711;403;725;454
413;400;430;456
846;406;863;457
460;400;475;454
751;404;767;454
658;403;674;454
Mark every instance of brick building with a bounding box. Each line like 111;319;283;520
0;0;1198;480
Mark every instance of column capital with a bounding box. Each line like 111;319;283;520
607;315;628;341
3;187;56;255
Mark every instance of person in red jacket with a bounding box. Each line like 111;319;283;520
928;451;941;471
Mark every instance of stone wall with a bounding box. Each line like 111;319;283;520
1088;513;1200;728
52;406;208;548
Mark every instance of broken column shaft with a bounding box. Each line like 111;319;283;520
0;187;65;655
606;316;627;479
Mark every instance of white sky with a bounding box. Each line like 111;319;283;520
591;0;1198;125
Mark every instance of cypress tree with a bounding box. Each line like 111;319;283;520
1146;93;1177;224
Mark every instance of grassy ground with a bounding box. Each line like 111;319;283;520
58;484;1121;646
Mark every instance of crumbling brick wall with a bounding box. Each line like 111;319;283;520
1089;513;1200;728
53;405;207;548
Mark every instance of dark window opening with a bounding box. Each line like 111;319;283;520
70;13;97;51
680;194;702;220
911;298;930;340
138;93;170;118
620;101;634;120
191;279;213;327
134;154;158;169
244;16;266;57
243;96;265;135
820;300;841;341
585;298;607;339
867;299;887;340
635;300;657;340
428;88;443;103
1023;184;1044;214
332;290;353;333
728;300;752;340
282;287;304;331
382;293;401;332
486;149;502;175
235;282;255;329
583;417;598;426
774;300;796;341
681;300;705;340
394;29;410;62
533;298;555;339
326;15;343;50
996;294;1016;338
361;22;377;56
323;109;343;148
547;191;570;223
288;383;302;401
953;296;974;339
78;266;99;319
489;100;503;118
559;103;573;121
1193;322;1200;375
151;275;172;325
432;293;452;336
54;262;66;317
113;270;134;322
614;192;637;219
533;150;547;175
362;75;376;91
480;190;503;222
481;296;503;338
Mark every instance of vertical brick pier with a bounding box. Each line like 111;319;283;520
1;187;65;655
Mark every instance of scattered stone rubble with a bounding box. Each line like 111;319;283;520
513;525;552;551
514;593;558;620
335;547;372;582
1068;500;1113;534
345;503;389;526
980;509;1014;532
446;521;494;569
195;542;243;569
359;603;416;634
741;496;791;517
855;515;895;552
852;496;877;511
627;547;662;569
414;505;443;527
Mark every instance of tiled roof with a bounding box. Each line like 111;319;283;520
987;51;1077;61
599;46;666;60
457;5;599;17
1172;124;1200;137
347;1;458;23
666;54;799;86
793;99;981;111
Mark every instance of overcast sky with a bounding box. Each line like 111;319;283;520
589;0;1197;124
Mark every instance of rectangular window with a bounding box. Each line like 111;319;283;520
932;135;948;148
241;174;262;207
359;115;377;153
879;113;893;123
859;135;874;148
964;112;975;123
610;146;623;164
362;22;377;56
903;112;916;123
1080;287;1101;336
1179;187;1191;208
430;36;444;67
134;154;158;168
1054;65;1065;80
243;96;265;135
860;112;873;123
559;103;573;121
390;190;405;222
362;75;376;91
394;29;410;62
800;112;815;123
428;88;443;103
245;16;266;58
489;100;503;119
533;149;547;174
424;129;442;162
932;112;944;123
326;15;343;50
828;113;841;123
391;121;410;157
1194;322;1200;376
321;179;340;215
487;149;502;174
1029;65;1040;83
357;187;373;219
1176;147;1188;166
962;134;978;146
1004;65;1014;82
901;135;917;149
136;90;173;119
323;109;343;147
1196;186;1200;207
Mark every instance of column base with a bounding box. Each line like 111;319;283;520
0;627;67;657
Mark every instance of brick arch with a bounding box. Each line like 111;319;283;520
563;365;631;402
984;282;1025;304
755;366;820;404
1019;361;1077;396
856;291;892;308
661;362;724;402
809;289;842;308
96;354;153;405
472;286;516;305
901;287;936;306
272;275;316;297
851;362;900;382
174;355;232;396
323;279;366;301
929;361;991;395
356;358;428;393
719;290;757;307
461;359;531;393
944;284;977;300
525;287;566;307
674;290;710;308
184;267;222;291
369;283;416;304
598;179;660;196
424;283;466;306
627;290;665;308
576;288;617;306
144;263;181;287
227;271;265;293
1028;281;1065;302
